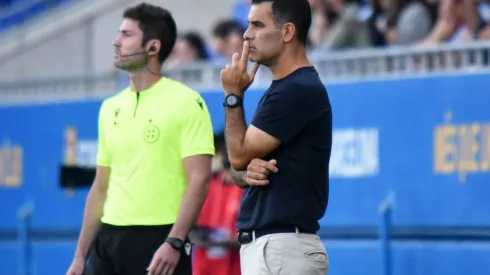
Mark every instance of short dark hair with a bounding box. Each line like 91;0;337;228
212;19;246;39
251;0;311;45
180;32;209;60
123;3;177;64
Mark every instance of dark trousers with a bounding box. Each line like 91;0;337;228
84;223;192;275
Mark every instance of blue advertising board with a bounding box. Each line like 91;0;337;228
0;73;489;231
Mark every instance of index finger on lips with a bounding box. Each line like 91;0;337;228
231;53;239;67
240;41;250;70
241;41;250;63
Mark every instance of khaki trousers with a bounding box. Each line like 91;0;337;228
240;232;329;275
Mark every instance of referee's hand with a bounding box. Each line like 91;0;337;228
246;158;278;186
66;257;84;275
147;242;180;275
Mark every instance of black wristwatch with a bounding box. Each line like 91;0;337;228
223;93;243;108
165;237;185;252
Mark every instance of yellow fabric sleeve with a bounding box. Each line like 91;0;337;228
96;100;112;167
180;93;215;158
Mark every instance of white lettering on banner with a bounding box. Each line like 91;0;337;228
329;128;379;178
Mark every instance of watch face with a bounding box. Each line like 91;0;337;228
227;95;238;105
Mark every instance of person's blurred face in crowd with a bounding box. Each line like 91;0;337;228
212;31;244;58
167;32;208;68
211;19;246;57
226;31;244;56
112;19;148;71
213;36;227;56
173;38;199;62
244;2;285;65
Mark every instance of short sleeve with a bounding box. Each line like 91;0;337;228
252;84;314;144
180;93;215;158
96;101;112;167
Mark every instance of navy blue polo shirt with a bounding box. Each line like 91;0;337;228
236;66;332;233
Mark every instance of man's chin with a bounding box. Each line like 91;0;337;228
114;62;129;71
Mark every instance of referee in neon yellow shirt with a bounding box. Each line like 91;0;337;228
66;3;214;275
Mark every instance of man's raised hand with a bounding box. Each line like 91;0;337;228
220;41;260;96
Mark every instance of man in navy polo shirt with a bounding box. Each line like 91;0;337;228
219;0;332;274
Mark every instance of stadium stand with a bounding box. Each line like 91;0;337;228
0;0;74;32
1;0;490;275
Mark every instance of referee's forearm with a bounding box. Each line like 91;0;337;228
169;176;210;240
74;187;106;259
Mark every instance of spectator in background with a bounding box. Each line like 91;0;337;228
308;0;329;46
211;19;245;59
390;0;434;44
191;132;242;275
367;0;389;46
422;0;489;44
317;0;372;49
165;32;209;69
368;0;434;46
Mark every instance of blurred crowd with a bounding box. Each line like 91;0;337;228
165;0;490;70
165;18;246;70
190;132;243;275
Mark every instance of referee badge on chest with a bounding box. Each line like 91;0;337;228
143;119;160;143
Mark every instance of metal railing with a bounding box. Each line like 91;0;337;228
166;41;490;86
1;41;490;104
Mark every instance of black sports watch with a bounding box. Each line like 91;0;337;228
165;237;185;252
223;93;243;108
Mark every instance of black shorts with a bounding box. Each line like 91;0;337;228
84;223;192;275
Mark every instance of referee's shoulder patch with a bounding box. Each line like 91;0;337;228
196;97;203;110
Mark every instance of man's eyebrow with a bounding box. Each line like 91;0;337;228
248;20;264;26
119;29;132;35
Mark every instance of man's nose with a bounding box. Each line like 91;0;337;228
243;27;253;41
112;36;121;47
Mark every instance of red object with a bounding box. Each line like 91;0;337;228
193;173;243;275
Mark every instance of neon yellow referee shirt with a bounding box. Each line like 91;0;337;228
96;77;215;226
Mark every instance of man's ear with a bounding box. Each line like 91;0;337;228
282;22;296;43
147;39;161;56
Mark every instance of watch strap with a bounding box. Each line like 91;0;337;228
165;237;185;251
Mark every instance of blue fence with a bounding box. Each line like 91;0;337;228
1;73;490;275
